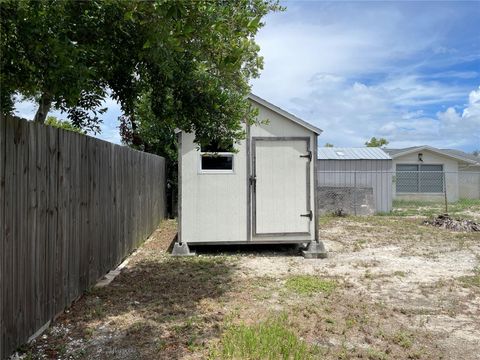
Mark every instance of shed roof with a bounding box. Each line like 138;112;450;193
317;147;391;160
248;93;322;135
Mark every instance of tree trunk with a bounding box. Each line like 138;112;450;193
33;93;52;123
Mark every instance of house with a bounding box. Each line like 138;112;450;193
173;94;327;258
384;146;480;202
317;147;393;214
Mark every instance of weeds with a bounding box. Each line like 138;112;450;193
285;275;337;296
212;315;319;360
458;266;480;288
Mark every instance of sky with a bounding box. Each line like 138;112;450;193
15;1;480;152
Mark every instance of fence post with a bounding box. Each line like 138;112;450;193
353;171;357;216
443;171;448;214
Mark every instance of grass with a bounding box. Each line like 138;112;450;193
285;275;337;296
366;348;389;360
391;330;415;349
391;199;480;218
212;315;319;360
458;266;480;288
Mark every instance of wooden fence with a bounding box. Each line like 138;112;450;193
0;116;167;358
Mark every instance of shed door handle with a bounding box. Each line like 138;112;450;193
300;210;312;221
299;151;312;161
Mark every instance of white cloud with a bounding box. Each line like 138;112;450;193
267;73;479;149
436;87;480;142
251;2;480;150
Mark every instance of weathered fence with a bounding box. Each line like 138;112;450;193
1;116;166;358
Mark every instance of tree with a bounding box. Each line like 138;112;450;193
324;143;334;147
44;116;85;134
1;0;281;144
472;150;480;157
365;137;389;147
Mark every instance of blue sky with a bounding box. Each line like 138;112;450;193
15;1;480;151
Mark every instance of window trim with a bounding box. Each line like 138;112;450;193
395;163;444;194
198;151;235;174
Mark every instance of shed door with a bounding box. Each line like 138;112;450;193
253;138;311;236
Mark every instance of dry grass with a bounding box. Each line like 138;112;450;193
19;210;480;359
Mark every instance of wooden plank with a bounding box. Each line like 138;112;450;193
68;132;80;303
25;121;37;338
0;114;5;359
15;118;29;349
57;130;69;312
4;117;18;355
46;126;58;320
79;135;88;291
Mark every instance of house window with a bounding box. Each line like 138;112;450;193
199;140;234;172
396;164;444;193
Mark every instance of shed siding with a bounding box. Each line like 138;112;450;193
180;131;247;243
180;100;317;243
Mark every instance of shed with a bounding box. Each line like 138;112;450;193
173;94;327;258
317;148;393;214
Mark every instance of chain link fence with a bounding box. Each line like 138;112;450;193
317;170;480;216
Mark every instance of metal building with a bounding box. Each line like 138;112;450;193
317;148;393;214
173;94;327;258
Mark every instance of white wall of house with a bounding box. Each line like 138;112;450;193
458;166;480;199
392;150;459;202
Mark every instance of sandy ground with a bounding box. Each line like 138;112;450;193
236;216;480;360
17;215;480;360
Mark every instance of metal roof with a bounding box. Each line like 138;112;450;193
248;93;323;135
317;147;391;160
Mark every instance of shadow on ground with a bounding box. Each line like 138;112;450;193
188;243;306;257
24;247;237;359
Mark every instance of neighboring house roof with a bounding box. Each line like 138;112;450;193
384;146;480;165
440;149;480;164
248;93;323;135
317;147;391;160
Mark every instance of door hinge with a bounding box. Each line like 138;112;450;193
300;151;312;161
300;210;313;221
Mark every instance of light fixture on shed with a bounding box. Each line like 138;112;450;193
418;153;423;162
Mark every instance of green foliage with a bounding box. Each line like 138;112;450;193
1;0;281;145
285;275;337;296
212;315;319;360
324;143;334;147
365;137;389;147
44;116;85;134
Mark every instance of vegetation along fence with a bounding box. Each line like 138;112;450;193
1;116;167;358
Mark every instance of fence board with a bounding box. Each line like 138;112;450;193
1;117;166;358
0;115;5;358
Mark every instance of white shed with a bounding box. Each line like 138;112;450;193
173;94;327;258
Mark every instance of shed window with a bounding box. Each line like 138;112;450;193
396;164;444;193
200;140;234;172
